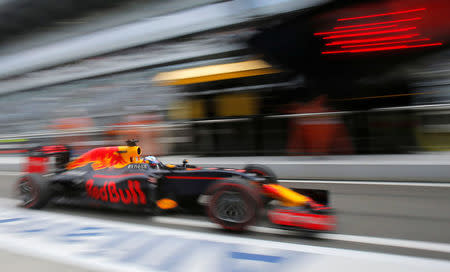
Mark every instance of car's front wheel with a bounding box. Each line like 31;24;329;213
244;164;278;184
206;179;261;231
15;174;52;209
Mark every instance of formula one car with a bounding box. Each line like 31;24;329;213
15;141;335;232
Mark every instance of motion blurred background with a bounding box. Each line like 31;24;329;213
0;0;449;158
1;2;450;269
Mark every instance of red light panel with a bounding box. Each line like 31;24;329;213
334;17;422;29
338;8;426;21
322;42;442;54
315;25;397;36
323;27;416;39
341;38;430;48
325;34;420;46
319;5;444;56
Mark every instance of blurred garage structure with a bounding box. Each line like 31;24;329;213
0;0;449;156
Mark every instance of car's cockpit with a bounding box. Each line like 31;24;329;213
144;156;196;170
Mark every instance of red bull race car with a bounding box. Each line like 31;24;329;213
15;140;335;232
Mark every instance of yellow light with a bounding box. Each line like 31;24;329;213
152;59;280;86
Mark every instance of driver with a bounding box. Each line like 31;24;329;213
145;156;160;169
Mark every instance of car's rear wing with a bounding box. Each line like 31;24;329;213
24;145;71;174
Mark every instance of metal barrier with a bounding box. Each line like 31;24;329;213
1;103;450;155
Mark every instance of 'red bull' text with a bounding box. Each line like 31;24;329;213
86;179;147;205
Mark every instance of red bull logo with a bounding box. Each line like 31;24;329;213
67;147;126;170
85;179;147;205
67;146;142;170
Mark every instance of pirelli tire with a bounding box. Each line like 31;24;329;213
15;174;52;209
206;178;262;232
244;164;278;184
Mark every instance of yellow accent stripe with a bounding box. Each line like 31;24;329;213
152;59;280;86
166;68;280;86
266;184;310;206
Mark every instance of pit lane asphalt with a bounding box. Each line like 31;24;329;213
1;173;449;261
0;249;96;272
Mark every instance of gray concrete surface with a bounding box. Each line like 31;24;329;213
2;197;448;272
1;172;450;250
0;249;95;272
283;180;450;243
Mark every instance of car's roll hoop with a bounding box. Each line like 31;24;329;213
126;139;139;147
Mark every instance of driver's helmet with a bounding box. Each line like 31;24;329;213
145;156;159;168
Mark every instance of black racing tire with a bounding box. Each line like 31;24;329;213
15;174;52;209
244;164;278;184
206;178;262;232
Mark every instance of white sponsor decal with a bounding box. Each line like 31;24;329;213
63;170;87;176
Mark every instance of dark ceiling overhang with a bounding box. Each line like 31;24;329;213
0;0;124;39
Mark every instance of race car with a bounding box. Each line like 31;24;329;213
15;140;335;232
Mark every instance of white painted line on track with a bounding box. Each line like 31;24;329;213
279;179;450;187
197;161;450;165
0;171;22;176
151;216;450;254
0;157;23;164
321;233;450;254
5;155;450;165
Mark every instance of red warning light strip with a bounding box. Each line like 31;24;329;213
337;8;426;21
326;34;419;46
334;17;422;29
315;25;397;36
341;38;430;48
322;42;442;54
323;27;416;39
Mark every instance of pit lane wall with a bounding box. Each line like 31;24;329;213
4;154;450;181
168;154;450;182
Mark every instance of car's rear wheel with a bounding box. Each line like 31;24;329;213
15;174;52;209
244;164;278;184
206;179;261;231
